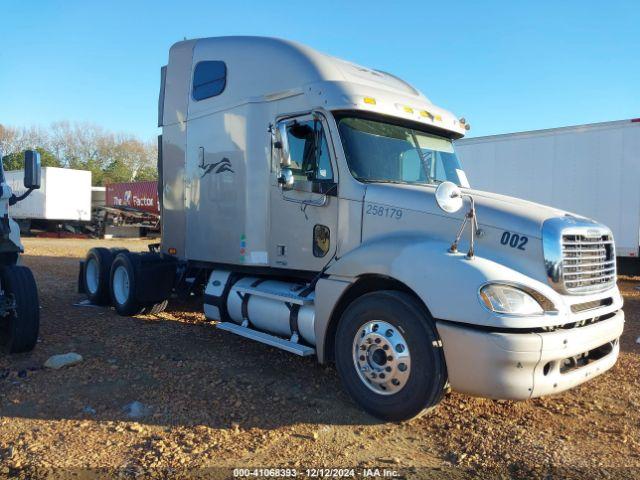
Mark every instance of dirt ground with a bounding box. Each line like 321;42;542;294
0;238;639;479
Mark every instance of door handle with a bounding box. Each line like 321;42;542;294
281;192;328;207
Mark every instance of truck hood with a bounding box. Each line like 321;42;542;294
364;182;570;239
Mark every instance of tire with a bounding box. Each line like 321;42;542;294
83;248;118;305
335;290;447;421
109;252;144;316
0;265;40;354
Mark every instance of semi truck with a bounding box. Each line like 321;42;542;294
0;150;42;353
455;119;640;268
79;37;624;421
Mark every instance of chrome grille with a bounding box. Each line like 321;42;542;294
562;233;616;294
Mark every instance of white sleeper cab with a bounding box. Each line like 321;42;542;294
79;37;624;421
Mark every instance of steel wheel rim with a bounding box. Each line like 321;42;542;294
112;265;130;306
85;258;99;295
352;320;411;395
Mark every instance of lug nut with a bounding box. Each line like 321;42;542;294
398;363;407;372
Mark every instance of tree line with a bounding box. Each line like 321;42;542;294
0;122;157;186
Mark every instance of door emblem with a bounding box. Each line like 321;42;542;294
200;157;234;177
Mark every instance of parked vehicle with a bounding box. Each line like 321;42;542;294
79;37;624;420
99;181;160;237
0;149;42;353
92;186;106;210
106;181;159;216
6;166;91;233
455;119;640;264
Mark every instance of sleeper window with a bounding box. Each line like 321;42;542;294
192;61;227;101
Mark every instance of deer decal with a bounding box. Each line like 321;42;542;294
200;157;234;178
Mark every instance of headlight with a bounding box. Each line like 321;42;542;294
479;284;544;315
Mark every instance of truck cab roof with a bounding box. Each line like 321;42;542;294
161;36;466;138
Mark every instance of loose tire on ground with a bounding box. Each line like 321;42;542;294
110;252;145;316
0;265;40;354
83;248;126;305
334;290;447;421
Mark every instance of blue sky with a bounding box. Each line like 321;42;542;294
1;0;638;140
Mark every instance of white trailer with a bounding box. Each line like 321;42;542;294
6;167;92;222
455;119;640;258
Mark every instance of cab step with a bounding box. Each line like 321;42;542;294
233;285;314;305
216;322;316;356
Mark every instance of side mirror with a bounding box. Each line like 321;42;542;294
277;168;294;190
435;181;463;213
276;122;291;167
24;150;41;189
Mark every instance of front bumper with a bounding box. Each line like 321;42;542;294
436;309;624;400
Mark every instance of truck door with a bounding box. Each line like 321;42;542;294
269;113;339;272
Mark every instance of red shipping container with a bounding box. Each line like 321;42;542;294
105;181;160;215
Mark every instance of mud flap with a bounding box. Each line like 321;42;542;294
77;261;86;294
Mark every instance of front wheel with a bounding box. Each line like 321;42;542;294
0;265;40;353
335;290;447;421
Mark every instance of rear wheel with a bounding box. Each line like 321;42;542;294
335;290;447;421
110;253;144;316
0;265;40;353
84;248;126;305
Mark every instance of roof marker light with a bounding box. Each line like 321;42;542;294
403;106;414;114
363;97;376;105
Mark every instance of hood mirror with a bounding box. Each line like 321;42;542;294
435;181;480;259
435;181;463;213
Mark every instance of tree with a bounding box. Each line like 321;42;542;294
1;147;61;171
0;122;158;185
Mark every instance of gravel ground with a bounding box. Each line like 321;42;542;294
0;238;639;479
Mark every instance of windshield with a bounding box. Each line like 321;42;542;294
336;115;466;187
